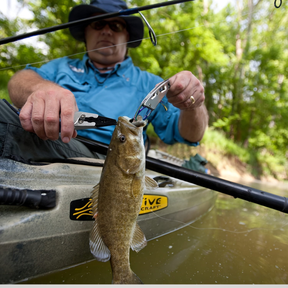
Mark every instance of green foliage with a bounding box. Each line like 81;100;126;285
202;128;286;180
202;128;250;164
0;9;46;96
0;89;11;103
146;122;158;138
23;0;86;60
129;0;227;78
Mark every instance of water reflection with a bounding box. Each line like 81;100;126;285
22;181;288;284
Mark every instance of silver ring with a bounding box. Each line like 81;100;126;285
190;95;195;105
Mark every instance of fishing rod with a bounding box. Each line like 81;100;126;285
146;157;288;214
76;136;288;215
0;0;194;46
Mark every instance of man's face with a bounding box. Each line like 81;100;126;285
85;15;129;66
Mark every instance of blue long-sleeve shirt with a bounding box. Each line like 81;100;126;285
26;54;198;146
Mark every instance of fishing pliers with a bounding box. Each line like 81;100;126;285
73;112;117;130
132;79;170;121
2;99;116;131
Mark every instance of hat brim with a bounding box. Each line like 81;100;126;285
68;4;144;48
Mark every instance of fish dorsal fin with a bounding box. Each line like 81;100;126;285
131;223;147;252
145;176;158;189
89;219;111;262
91;183;99;215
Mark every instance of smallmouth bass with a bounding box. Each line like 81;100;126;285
89;116;158;284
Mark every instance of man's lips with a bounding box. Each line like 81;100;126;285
97;40;114;47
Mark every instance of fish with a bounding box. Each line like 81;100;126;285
89;116;158;284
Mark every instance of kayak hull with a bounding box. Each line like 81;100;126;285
0;158;217;283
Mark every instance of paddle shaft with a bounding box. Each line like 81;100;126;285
76;136;288;214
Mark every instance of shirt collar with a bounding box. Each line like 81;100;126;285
82;53;132;76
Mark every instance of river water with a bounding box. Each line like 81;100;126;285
22;180;288;284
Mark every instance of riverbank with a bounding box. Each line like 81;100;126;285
149;139;280;185
205;155;279;184
147;125;287;184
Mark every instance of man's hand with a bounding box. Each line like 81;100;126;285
19;87;78;143
165;71;208;142
8;70;78;143
167;71;205;110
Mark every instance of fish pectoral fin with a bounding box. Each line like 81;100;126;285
131;223;147;252
89;219;111;262
145;176;158;189
90;183;99;215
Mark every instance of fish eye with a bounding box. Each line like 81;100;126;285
119;134;126;143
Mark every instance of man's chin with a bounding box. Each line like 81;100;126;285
88;49;113;59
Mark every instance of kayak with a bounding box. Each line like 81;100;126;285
0;151;217;284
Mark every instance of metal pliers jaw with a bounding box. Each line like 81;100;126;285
73;112;117;130
132;79;170;122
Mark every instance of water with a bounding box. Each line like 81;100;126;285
22;180;288;284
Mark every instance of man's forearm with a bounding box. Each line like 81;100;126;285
178;105;209;143
8;70;56;108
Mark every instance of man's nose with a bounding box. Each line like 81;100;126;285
101;23;113;34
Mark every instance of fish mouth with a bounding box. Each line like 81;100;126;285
117;116;146;128
128;116;147;128
132;119;147;128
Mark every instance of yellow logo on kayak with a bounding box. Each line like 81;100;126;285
139;195;168;215
70;195;168;220
71;198;93;220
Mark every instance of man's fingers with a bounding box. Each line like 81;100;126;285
19;88;77;143
19;101;34;133
167;71;205;110
30;95;48;140
59;93;78;143
44;95;60;141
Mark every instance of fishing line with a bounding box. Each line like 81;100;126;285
0;10;252;72
148;209;288;235
0;26;196;71
0;0;196;46
0;37;153;71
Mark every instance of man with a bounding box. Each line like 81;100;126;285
3;0;208;162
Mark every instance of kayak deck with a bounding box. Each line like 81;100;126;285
0;157;217;283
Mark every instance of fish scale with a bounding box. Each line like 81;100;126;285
89;116;158;284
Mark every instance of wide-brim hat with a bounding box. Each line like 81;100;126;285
69;0;144;48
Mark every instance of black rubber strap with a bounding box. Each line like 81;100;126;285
0;187;56;209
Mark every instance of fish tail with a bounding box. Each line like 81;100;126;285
112;269;143;284
130;271;143;284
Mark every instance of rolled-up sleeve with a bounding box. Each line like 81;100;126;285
149;97;199;147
